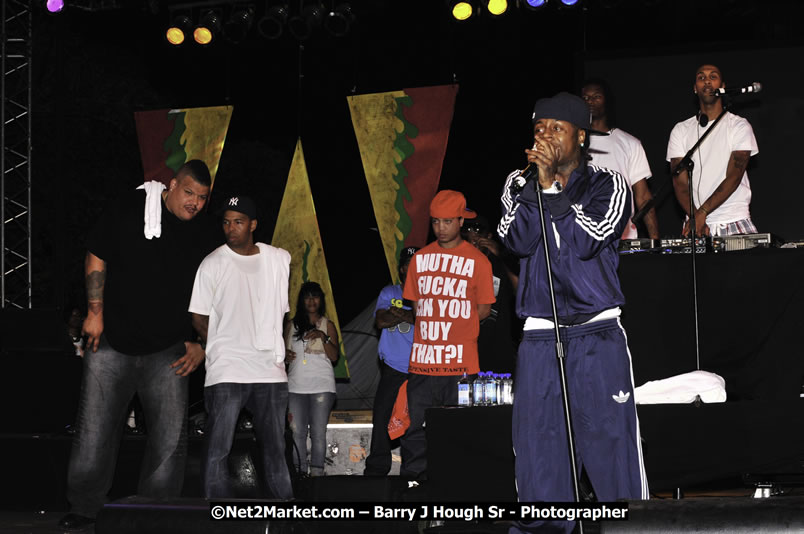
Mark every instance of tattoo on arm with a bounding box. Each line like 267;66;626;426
732;151;750;173
86;270;105;304
715;151;750;196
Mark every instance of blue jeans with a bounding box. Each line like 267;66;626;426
287;392;335;476
364;360;408;475
66;337;188;518
202;382;293;500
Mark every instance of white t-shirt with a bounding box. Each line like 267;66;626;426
588;128;652;239
666;112;758;225
286;318;337;394
189;243;291;387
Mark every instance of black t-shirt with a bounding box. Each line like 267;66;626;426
477;252;519;374
87;189;217;355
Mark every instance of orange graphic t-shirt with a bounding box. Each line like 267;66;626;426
403;240;495;376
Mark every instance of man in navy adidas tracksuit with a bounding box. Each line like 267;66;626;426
497;92;649;533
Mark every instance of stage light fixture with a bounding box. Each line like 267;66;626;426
166;15;193;45
194;10;222;45
258;4;288;39
523;0;547;9
45;0;65;13
486;0;507;16
449;0;475;21
323;3;355;37
288;2;324;41
560;0;579;5
224;7;254;43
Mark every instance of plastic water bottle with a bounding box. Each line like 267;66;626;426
457;372;472;406
502;373;513;405
494;374;503;405
484;371;498;405
473;372;486;406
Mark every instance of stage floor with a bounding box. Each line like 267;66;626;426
3;482;803;534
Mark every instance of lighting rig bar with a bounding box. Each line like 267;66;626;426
166;1;355;46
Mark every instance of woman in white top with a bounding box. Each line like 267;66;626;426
285;282;339;477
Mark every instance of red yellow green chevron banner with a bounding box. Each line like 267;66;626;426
347;85;458;284
134;105;233;187
272;139;349;379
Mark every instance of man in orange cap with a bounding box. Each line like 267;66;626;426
400;189;496;481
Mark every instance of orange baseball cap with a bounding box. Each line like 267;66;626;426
430;190;469;219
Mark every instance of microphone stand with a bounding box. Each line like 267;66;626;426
535;182;584;534
633;100;731;371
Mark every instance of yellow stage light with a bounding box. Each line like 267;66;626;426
166;27;185;45
487;0;507;16
195;10;221;45
194;27;212;44
451;1;473;21
166;15;192;45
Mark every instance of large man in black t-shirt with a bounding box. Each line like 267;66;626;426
59;160;214;531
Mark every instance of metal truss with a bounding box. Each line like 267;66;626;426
1;0;32;309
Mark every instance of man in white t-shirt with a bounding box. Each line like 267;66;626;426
582;79;659;239
189;195;293;499
667;64;759;237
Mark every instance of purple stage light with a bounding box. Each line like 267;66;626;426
526;0;546;7
46;0;64;13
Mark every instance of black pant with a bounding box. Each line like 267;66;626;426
400;373;459;480
364;360;408;476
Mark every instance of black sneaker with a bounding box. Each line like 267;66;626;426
57;513;95;531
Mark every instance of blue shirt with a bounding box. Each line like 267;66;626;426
375;284;414;373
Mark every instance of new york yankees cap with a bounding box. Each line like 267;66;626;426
221;195;257;219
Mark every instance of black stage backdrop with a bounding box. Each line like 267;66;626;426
22;2;804;326
619;248;804;401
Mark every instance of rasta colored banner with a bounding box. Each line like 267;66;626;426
347;85;458;284
134;105;233;187
271;139;349;379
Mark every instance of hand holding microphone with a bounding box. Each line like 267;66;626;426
511;137;561;193
526;137;560;189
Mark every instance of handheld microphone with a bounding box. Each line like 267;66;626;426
715;82;762;97
519;162;538;182
511;163;537;193
511;144;539;193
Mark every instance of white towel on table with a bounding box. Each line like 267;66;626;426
634;370;727;405
136;181;166;239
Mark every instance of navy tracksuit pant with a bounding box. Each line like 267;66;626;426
511;318;648;534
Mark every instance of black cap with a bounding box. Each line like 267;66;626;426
464;215;490;235
399;246;420;267
221;195;257;219
532;92;607;135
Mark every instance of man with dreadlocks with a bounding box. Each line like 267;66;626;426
498;92;648;533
